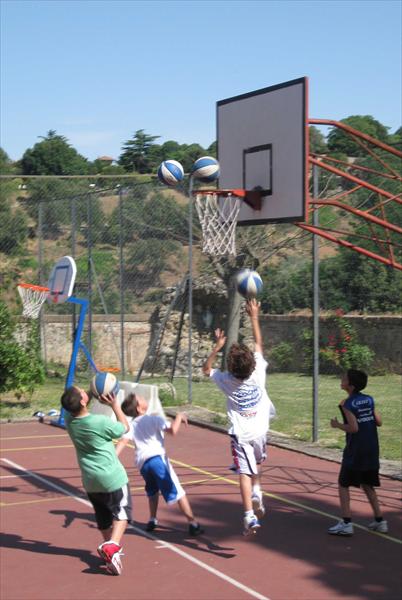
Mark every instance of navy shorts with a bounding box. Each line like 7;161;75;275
140;455;185;504
338;465;380;488
87;483;132;530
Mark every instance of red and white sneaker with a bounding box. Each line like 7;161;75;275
97;541;124;575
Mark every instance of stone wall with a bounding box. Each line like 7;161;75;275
37;313;401;375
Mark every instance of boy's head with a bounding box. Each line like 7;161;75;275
121;393;148;418
227;343;256;380
61;386;90;416
343;369;368;393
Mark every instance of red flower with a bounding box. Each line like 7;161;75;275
340;348;347;353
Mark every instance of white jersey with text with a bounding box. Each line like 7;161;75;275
210;352;275;442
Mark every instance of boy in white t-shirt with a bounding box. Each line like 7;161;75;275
115;395;203;536
203;298;275;536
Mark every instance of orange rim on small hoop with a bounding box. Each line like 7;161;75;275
97;366;120;373
17;283;50;319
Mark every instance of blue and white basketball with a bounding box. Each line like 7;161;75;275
235;269;263;298
157;160;184;186
191;156;220;182
90;372;120;399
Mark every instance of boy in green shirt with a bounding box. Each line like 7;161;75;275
61;386;131;575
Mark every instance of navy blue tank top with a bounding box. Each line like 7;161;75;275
339;392;379;470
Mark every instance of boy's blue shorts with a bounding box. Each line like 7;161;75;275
140;455;185;504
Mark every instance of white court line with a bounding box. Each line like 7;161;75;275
1;457;270;600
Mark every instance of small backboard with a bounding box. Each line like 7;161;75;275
47;256;77;303
217;77;308;225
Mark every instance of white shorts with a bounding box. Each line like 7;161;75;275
230;434;267;475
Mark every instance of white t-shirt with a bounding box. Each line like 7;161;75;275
123;414;171;469
210;352;275;442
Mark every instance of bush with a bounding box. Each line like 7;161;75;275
299;310;375;374
270;342;294;372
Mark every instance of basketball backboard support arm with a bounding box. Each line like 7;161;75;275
301;119;402;271
52;296;100;428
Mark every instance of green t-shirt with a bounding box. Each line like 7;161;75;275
65;412;128;493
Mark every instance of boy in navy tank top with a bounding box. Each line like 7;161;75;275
328;369;388;536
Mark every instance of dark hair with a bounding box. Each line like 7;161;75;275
347;369;368;392
227;343;256;380
61;386;83;416
121;393;138;418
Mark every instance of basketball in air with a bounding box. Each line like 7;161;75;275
235;269;263;298
90;372;120;399
191;156;220;182
157;160;184;186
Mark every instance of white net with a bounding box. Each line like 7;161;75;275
17;284;49;319
194;191;241;256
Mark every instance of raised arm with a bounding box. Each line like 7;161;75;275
246;299;263;354
202;328;227;376
166;412;188;436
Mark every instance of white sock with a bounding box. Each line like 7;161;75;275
244;510;254;520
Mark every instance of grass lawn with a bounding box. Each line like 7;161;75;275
1;372;400;461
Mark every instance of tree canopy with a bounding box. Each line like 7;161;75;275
20;130;91;175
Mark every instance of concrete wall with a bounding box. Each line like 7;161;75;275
38;313;401;375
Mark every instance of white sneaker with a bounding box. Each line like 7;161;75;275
328;520;353;536
252;494;266;520
243;515;261;536
368;520;388;533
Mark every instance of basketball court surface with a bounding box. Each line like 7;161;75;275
1;420;401;600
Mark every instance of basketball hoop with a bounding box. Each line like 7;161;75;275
193;189;244;256
17;283;50;319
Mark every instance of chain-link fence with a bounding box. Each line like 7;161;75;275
1;174;401;387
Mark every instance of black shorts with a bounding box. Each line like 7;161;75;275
338;465;380;488
87;484;132;530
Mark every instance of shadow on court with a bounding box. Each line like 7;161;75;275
0;532;104;575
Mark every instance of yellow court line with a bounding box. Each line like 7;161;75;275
170;459;402;545
0;445;73;452
1;496;69;507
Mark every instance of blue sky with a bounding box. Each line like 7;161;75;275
1;0;401;161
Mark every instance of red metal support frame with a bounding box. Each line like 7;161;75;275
300;119;402;270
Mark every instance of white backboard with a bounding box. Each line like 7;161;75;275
217;77;308;225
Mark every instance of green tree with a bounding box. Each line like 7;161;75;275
0;148;28;254
119;129;160;173
309;126;327;154
327;116;390;157
0;301;45;396
20;130;90;175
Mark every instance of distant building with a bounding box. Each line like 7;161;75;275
97;156;115;164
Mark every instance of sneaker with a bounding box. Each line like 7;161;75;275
97;541;123;575
188;523;204;537
145;519;158;532
252;494;266;520
243;515;261;536
368;520;388;533
328;520;354;536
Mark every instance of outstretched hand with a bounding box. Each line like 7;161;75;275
214;328;227;350
246;298;260;318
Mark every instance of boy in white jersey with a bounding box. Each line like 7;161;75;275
115;395;203;536
203;298;275;536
